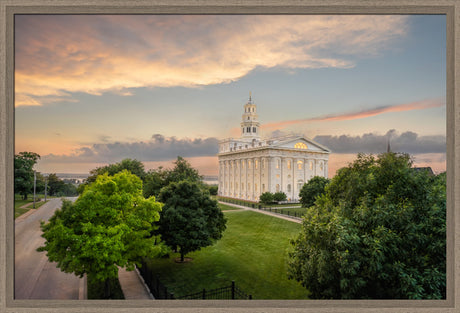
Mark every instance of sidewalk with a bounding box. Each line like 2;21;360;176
218;201;302;224
118;267;154;299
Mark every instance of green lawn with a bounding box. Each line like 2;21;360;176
14;196;49;219
217;203;243;211
269;207;307;217
144;210;309;299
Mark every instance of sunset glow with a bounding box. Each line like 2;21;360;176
14;14;446;176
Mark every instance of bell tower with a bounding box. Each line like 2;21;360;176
240;92;260;140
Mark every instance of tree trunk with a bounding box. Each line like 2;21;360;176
180;250;185;262
104;278;111;299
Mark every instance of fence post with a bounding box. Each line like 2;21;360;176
202;289;206;299
231;281;235;299
164;286;168;300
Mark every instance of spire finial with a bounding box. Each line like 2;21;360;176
249;91;252;102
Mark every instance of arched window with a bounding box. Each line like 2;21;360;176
297;160;303;170
248;160;251;169
287;160;291;169
255;159;258;169
276;159;280;169
262;184;265;192
294;142;308;149
255;183;258;192
253;127;256;133
309;161;313;170
276;184;280;192
287;184;291;192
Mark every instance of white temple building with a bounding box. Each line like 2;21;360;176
217;94;330;202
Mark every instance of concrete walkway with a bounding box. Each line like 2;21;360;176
118;267;154;299
218;201;302;224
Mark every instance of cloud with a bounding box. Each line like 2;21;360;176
313;130;446;154
262;98;445;130
40;134;219;164
15;15;409;106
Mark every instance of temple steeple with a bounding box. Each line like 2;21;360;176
240;92;260;140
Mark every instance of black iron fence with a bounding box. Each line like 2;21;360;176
137;262;175;299
177;281;252;300
218;197;304;220
137;261;252;300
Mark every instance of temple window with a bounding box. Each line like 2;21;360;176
294;142;308;149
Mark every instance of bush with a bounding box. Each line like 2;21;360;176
273;192;287;202
259;192;274;204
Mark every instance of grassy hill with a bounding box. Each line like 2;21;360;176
144;210;309;299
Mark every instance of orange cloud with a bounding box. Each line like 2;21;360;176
261;98;445;130
15;15;408;106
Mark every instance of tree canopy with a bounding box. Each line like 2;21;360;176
158;180;226;262
288;153;446;299
299;176;330;208
14;151;40;200
143;156;204;198
38;171;165;298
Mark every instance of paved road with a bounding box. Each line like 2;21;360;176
14;197;85;299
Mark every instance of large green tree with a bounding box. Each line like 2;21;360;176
143;156;204;198
158;180;226;262
14;151;40;200
38;171;165;298
79;158;146;194
299;176;330;208
288;153;446;299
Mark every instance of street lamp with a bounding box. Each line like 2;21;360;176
33;170;36;209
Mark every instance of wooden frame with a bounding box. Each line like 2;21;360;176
1;1;457;312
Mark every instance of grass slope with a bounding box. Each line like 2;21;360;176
145;210;309;299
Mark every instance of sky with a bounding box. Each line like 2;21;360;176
14;14;446;177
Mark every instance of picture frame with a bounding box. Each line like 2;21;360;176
1;1;457;312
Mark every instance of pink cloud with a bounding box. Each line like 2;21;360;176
261;98;445;130
15;15;409;106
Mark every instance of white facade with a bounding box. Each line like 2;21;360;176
217;96;330;202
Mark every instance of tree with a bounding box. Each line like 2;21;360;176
14;151;40;200
259;192;274;205
207;185;218;196
47;173;66;196
143;156;204;198
79;158;146;194
143;168;168;199
164;156;202;185
288;153;446;299
38;171;165;298
273;191;287;202
158;180;226;262
299;176;330;208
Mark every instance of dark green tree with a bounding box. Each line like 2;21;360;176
164;156;202;185
14;152;40;200
38;171;165;298
79;158;146;194
158;180;226;262
273;191;287;202
47;173;66;196
143;167;168;199
143;156;204;198
299;176;330;208
259;192;274;205
208;185;218;196
288;153;446;299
